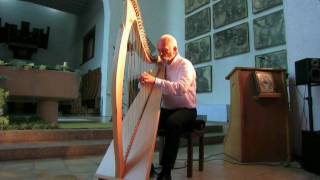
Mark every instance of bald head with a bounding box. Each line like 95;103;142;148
157;34;179;64
158;34;178;49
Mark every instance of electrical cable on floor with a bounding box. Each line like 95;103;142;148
175;152;224;162
212;153;304;170
169;152;225;170
203;152;224;161
153;161;188;170
173;161;188;169
152;152;302;172
173;152;304;170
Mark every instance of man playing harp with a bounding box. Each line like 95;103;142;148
141;34;197;180
96;0;196;179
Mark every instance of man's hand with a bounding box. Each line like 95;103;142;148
140;72;156;85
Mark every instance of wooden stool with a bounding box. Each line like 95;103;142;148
157;119;206;177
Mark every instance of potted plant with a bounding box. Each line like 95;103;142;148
0;88;9;129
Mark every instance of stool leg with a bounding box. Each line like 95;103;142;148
187;134;193;178
199;134;204;171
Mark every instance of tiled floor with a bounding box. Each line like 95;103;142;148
0;144;319;180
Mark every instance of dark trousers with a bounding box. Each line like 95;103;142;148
158;108;197;169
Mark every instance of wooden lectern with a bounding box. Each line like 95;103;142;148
225;67;289;162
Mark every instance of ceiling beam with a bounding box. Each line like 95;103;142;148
21;0;91;16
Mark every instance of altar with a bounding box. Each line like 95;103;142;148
0;66;80;123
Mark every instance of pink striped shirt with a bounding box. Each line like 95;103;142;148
155;54;197;109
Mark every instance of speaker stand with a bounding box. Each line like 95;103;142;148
306;83;314;131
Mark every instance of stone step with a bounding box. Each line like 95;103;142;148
204;124;224;133
204;132;225;145
0;129;112;143
0;124;225;161
0;134;225;161
0;140;111;161
0;124;223;143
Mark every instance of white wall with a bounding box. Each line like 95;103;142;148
76;0;104;72
72;0;106;118
0;0;78;68
158;0;320;156
101;0;123;118
101;0;111;118
163;0;186;58
172;0;285;121
286;0;320;130
285;0;320;154
140;0;168;49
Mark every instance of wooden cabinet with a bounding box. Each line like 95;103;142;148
224;67;289;162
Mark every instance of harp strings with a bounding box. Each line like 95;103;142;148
122;27;155;160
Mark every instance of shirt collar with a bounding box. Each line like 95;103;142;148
167;53;180;66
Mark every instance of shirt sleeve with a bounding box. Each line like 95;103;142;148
154;62;195;96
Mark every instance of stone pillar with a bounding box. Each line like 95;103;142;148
37;100;58;123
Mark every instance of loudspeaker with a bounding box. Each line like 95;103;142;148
301;130;320;175
295;58;320;85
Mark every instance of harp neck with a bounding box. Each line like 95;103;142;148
124;0;154;62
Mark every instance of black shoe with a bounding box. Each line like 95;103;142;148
156;170;171;180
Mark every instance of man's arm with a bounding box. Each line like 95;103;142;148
155;63;195;96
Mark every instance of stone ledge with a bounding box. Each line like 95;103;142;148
0;129;112;143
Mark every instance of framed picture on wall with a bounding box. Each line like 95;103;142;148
185;35;211;65
185;7;211;40
196;65;212;93
253;71;275;94
185;0;210;14
212;0;247;29
253;10;286;50
213;23;249;59
253;0;283;14
82;26;96;64
255;50;287;70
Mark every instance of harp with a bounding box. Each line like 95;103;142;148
96;0;164;179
